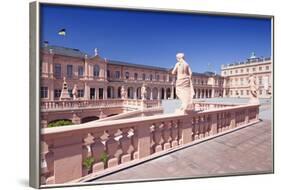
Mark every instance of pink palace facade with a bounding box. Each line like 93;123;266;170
40;44;271;125
40;45;225;102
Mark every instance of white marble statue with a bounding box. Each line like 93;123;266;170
121;86;126;99
141;83;147;100
72;84;78;100
248;74;259;104
172;53;194;113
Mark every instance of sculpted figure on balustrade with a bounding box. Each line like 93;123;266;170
172;53;194;114
248;74;260;104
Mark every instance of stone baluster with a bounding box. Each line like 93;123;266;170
91;131;106;172
210;113;218;135
170;120;179;147
162;121;172;150
119;127;134;163
152;122;164;153
105;129;120;168
245;109;249;124
194;117;200;140
199;116;205;139
230;111;236;129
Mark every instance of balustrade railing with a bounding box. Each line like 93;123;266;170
41;99;161;111
40;103;260;185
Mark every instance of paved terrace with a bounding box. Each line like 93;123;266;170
92;98;272;182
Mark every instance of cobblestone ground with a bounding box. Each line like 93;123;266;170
93;100;273;182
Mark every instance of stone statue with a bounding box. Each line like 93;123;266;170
72;84;78;100
172;53;194;113
59;77;71;101
248;74;259;104
121;86;126;99
141;83;147;100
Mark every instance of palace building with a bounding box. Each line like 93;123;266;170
40;44;225;102
221;52;272;98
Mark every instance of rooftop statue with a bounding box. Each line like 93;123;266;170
248;74;260;104
172;53;194;113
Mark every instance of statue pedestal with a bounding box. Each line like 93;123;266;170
175;104;195;115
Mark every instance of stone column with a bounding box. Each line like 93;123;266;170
134;88;137;100
95;88;98;100
157;88;161;100
104;88;107;99
164;88;167;99
48;51;54;79
84;55;88;79
52;135;83;184
49;81;54;101
84;82;90;100
171;86;174;99
211;89;215;98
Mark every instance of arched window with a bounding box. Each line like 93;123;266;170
93;65;100;77
142;73;146;80
134;73;138;80
150;74;153;81
125;72;130;79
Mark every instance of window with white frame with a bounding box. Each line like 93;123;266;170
67;65;73;78
93;65;100;77
78;66;84;77
54;89;62;98
40;87;48;98
78;89;84;97
54;64;61;79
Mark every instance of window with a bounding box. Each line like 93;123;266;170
230;71;232;74
259;76;262;85
246;68;249;73
142;73;146;80
259;66;262;71
224;71;226;75
266;66;269;70
78;66;84;77
107;70;110;78
156;75;160;81
125;72;129;79
235;70;238;73
163;75;166;82
230;90;233;95
240;90;243;95
252;67;256;72
78;89;84;97
235;78;238;85
115;71;120;79
67;65;73;78
68;89;73;98
54;89;61;98
240;69;243;73
54;64;61;78
240;78;244;85
93;65;100;77
247;90;249;95
150;74;153;81
134;73;138;80
40;87;48;98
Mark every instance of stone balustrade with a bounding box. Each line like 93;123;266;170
40;103;259;185
41;99;161;111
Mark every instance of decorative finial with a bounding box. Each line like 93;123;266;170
94;48;98;56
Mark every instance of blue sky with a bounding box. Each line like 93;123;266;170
41;4;271;73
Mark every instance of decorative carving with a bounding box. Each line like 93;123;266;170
248;74;260;104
